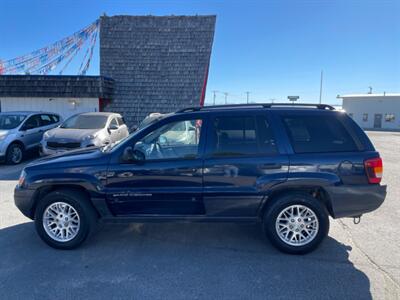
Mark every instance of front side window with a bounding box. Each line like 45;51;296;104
23;115;41;130
282;114;358;153
0;114;26;129
110;118;118;128
134;119;202;160
60;114;108;129
210;115;277;157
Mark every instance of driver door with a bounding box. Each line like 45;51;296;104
20;114;42;149
105;117;206;216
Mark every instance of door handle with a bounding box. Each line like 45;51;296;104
260;163;282;170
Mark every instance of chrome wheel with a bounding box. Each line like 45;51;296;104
11;146;22;164
42;202;80;242
275;205;319;246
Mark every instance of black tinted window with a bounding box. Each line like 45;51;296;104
282;114;358;153
40;114;53;126
211;116;277;157
23;115;41;129
51;115;60;123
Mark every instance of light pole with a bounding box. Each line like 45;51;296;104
319;70;323;104
245;91;250;104
224;92;228;104
212;90;217;105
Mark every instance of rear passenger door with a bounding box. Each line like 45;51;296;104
279;111;371;187
203;111;289;217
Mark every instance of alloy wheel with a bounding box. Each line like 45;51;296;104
275;204;319;246
42;202;80;242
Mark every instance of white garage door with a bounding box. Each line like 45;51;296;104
0;97;99;120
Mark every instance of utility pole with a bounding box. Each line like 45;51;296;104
319;70;323;104
224;92;228;105
245;91;250;104
212;90;217;105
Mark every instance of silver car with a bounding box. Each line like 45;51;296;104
41;112;129;156
0;111;62;164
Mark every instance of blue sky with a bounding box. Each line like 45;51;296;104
0;0;399;105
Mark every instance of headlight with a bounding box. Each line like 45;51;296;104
43;131;51;140
0;134;7;141
18;170;26;187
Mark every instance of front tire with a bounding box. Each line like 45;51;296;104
263;193;329;254
6;143;24;164
34;189;97;249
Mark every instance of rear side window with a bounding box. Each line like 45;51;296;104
51;114;60;123
282;114;358;153
210;115;277;157
40;114;52;126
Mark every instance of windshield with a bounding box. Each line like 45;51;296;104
0;114;26;130
61;115;108;129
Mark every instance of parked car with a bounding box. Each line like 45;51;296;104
40;112;129;156
138;112;170;130
14;103;386;254
0;111;61;164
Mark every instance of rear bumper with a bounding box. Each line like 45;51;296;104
325;184;387;218
14;185;36;219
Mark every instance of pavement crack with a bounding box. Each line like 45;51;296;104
337;219;400;295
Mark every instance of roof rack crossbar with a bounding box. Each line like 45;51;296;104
176;103;335;113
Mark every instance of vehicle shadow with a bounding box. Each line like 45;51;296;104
0;222;371;299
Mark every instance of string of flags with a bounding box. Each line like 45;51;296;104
0;20;99;75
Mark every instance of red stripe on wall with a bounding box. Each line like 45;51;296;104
199;62;210;107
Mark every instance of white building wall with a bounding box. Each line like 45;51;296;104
342;97;400;131
0;97;99;120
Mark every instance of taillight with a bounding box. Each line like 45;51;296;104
364;157;383;184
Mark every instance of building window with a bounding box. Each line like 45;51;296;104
362;113;368;122
348;113;354;118
385;114;395;122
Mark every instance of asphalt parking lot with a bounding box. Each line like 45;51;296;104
0;131;399;299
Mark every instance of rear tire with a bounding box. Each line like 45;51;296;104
6;143;24;165
34;189;98;249
263;193;329;254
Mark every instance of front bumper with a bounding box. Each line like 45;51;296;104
14;185;36;219
325;184;387;218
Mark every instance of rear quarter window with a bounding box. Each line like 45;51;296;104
282;114;358;153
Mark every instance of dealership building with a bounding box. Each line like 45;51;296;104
339;93;400;131
0;15;216;126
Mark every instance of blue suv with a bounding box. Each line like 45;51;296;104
14;104;386;254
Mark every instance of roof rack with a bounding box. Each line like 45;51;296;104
176;103;335;113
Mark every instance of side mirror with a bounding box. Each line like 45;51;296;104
122;146;145;163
